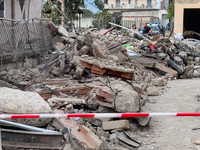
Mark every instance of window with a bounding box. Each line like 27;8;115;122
104;0;108;4
129;0;131;4
116;0;120;8
147;0;152;7
0;1;4;17
135;0;138;5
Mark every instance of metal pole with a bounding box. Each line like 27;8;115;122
48;1;76;32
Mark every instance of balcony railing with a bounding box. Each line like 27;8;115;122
104;3;157;9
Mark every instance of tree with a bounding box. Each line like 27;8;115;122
166;0;175;21
92;11;112;29
43;0;103;24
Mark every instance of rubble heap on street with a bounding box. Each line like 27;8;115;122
1;22;200;149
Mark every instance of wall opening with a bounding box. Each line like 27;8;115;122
184;9;200;39
0;1;4;18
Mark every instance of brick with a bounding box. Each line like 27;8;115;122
121;72;133;79
107;70;121;76
103;120;130;131
155;63;178;77
81;61;92;69
91;65;107;75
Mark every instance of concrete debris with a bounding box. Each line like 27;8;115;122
115;89;140;112
147;86;160;96
3;23;200;149
102;120;130;130
151;77;165;86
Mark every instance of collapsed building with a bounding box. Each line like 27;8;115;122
0;12;200;149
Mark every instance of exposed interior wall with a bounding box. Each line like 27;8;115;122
4;0;42;20
174;1;200;34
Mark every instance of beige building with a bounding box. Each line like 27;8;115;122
174;0;200;35
104;0;157;14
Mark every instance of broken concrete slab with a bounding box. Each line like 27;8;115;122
78;45;90;56
130;56;157;68
142;83;149;91
93;41;108;59
115;89;140;113
133;84;143;94
58;25;69;37
151;77;165;86
83;118;102;127
48;22;58;35
53;42;65;51
147;86;159;96
103;120;130;130
73;66;84;79
155;63;178;77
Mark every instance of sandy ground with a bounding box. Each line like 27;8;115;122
138;79;200;150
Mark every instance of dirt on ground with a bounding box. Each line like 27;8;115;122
138;79;200;150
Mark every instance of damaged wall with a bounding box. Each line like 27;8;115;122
174;0;200;34
4;0;42;20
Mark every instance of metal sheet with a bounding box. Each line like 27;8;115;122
1;129;62;149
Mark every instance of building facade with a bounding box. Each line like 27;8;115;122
174;0;200;35
104;0;171;29
0;0;43;20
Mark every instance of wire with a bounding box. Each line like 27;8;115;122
24;20;42;63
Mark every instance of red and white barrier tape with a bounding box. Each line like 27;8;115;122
1;113;200;119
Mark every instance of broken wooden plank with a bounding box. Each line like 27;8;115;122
38;86;92;100
99;26;116;35
52;109;102;149
155;62;178;77
48;22;59;35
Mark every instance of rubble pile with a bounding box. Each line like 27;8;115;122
1;23;200;149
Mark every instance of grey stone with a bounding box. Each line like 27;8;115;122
52;35;62;45
8;70;14;76
115;90;139;113
144;76;151;83
147;86;159;96
78;45;90;56
195;57;200;62
158;53;166;57
165;73;171;79
96;127;104;138
193;70;199;78
53;42;65;51
58;25;69;37
0;70;7;76
51;67;62;76
109;133;119;144
142;83;149;91
77;36;85;49
83;118;102;127
73;66;84;79
133;84;143;94
66;104;73;110
174;56;183;65
151;77;165;86
103;132;110;138
93;41;108;58
103;120;130;131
